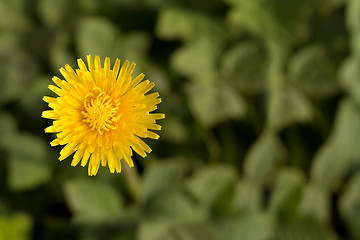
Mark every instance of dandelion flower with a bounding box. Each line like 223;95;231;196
42;55;164;176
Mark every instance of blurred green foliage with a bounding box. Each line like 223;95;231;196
0;0;358;239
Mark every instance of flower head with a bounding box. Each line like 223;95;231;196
42;55;164;176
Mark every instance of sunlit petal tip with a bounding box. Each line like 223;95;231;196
94;56;101;70
59;68;67;77
48;84;62;96
71;160;79;167
50;139;60;146
45;126;57;133
147;131;160;139
87;55;95;71
43;96;54;103
42;110;58;120
77;58;87;71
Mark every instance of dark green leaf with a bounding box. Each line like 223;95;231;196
0;112;17;138
139;159;186;204
347;0;360;55
269;168;305;216
138;220;175;240
311;99;360;189
289;45;340;98
37;0;68;26
187;79;245;127
2;133;52;191
216;213;275;240
244;131;284;186
19;76;49;118
186;164;237;211
156;8;223;42
76;16;119;60
268;86;313;130
276;217;337;240
143;190;208;224
171;37;220;78
111;32;152;77
340;172;360;240
0;52;39;105
161;117;188;143
49;31;75;72
221;41;267;95
0;0;32;33
64;179;123;224
339;57;360;106
227;0;311;45
8;155;52;191
231;180;261;212
172;223;218;240
298;184;329;222
0;213;32;240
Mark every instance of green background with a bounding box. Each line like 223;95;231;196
0;0;358;239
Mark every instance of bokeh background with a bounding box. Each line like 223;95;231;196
0;0;359;239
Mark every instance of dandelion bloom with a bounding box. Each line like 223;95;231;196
42;55;164;176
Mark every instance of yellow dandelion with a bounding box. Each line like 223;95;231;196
42;55;164;176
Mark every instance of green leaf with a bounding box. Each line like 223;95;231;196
267;86;313;130
187;79;245;127
19;76;49;118
298;184;329;223
340;172;360;240
269;168;305;216
0;0;32;33
0;112;17;139
300;100;360;222
1;133;48;161
0;32;20;54
311;99;360;189
0;52;39;105
1;133;52;191
144;0;180;7
139;159;186;204
49;30;75;72
156;8;222;42
244;131;284;186
37;0;68;26
138;220;175;240
216;213;275;240
64;179;123;224
171;37;221;78
172;223;218;240
347;0;360;30
186;164;237;211
113;31;150;64
0;213;32;240
347;0;360;55
76;16;119;60
231;180;261;212
8;155;52;192
339;57;360;106
317;0;344;14
289;45;340;98
143;190;208;224
221;41;267;95
275;217;337;240
227;0;311;45
161;117;188;143
77;0;103;13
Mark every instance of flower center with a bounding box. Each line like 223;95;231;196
82;87;122;134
